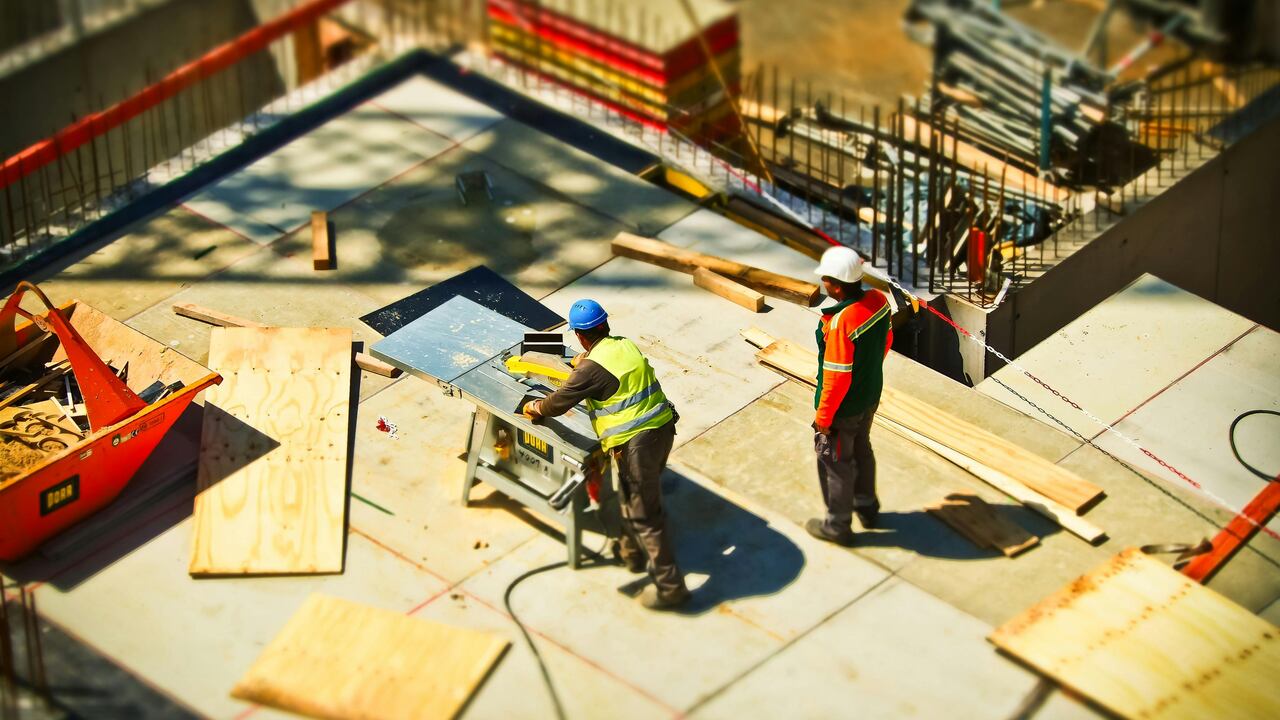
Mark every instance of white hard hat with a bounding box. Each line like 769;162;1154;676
814;246;865;284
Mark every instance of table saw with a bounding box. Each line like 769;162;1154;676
371;296;618;568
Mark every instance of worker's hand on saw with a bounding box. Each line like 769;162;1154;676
522;399;545;423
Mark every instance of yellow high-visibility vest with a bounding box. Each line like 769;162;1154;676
584;337;672;451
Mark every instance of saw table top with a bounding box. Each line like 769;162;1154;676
372;294;599;454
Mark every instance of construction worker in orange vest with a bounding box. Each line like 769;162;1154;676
806;247;893;547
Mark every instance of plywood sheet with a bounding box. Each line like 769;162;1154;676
189;327;352;576
991;549;1280;720
232;594;509;720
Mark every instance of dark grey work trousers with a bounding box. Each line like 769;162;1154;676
815;403;880;534
613;420;687;596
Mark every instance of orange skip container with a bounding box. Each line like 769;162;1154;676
0;282;220;561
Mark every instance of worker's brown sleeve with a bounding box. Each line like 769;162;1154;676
537;359;619;417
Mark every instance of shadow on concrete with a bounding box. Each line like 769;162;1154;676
853;504;1060;560
661;470;806;616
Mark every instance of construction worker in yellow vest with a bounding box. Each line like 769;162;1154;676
522;299;690;610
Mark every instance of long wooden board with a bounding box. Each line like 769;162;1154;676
172;302;399;378
746;330;1104;513
926;493;1039;557
612;232;821;306
233;594;509;720
880;417;1106;544
991;549;1280;720
189;327;352;576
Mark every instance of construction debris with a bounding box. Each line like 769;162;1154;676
692;267;766;311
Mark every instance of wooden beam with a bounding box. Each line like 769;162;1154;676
311;210;332;271
171;302;400;378
612;232;821;306
693;268;766;311
1181;477;1280;584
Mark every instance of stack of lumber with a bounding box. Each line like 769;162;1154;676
234;594;509;720
487;0;741;140
189;327;352;576
991;549;1280;719
741;328;1107;545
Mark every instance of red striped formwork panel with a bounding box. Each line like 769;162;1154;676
487;0;741;139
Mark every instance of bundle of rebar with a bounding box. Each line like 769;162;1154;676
906;0;1155;186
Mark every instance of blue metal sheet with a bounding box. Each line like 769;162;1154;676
370;295;531;384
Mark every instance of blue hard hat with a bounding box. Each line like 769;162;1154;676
568;299;608;330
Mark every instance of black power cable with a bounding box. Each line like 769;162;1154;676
504;560;570;720
1229;409;1280;481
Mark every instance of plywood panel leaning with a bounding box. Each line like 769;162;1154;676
232;594;509;720
991;549;1280;720
189;327;352;576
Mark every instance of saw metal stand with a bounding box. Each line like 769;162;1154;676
460;406;618;569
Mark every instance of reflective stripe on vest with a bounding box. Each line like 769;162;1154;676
584;337;672;450
588;380;663;418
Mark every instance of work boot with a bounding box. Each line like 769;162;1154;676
855;508;879;530
805;518;855;547
612;540;647;573
639;585;691;611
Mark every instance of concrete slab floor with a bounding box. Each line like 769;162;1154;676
1085;325;1280;532
28;207;259;322
462;119;698;235
184;101;455;244
671;377;1117;626
442;465;893;712
977;275;1259;439
688;577;1099;720
369;74;505;144
33;526;451;719
278;142;628;307
345;375;545;584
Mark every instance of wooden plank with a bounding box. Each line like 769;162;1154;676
1181;476;1280;584
752;333;1104;513
189;327;352;575
172;302;400;379
880;386;1105;514
991;549;1280;720
311;210;332;271
232;594;508;720
926;492;1039;557
877;417;1106;544
612;232;821;306
693;267;766;311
